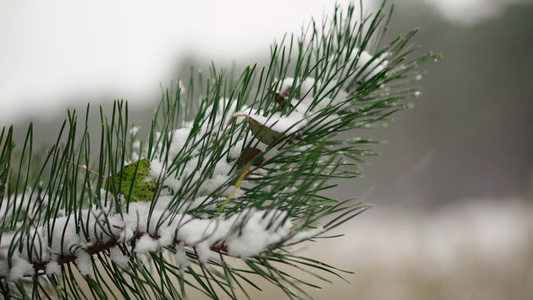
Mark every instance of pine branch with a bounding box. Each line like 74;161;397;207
0;1;440;299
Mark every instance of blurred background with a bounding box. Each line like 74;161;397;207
1;0;532;299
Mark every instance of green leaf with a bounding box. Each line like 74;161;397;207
105;158;157;202
233;113;302;146
247;116;284;145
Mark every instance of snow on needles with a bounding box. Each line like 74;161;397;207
235;111;307;136
0;200;317;279
274;49;389;114
0;48;390;281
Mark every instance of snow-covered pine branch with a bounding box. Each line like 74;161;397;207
0;199;327;278
0;1;439;298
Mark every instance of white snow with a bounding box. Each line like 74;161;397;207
0;194;49;222
8;255;34;280
195;241;218;263
75;250;92;276
355;50;389;80
275;77;344;113
175;243;190;269
235;112;307;138
132;140;141;150
166;127;194;158
0;195;322;279
129;126;140;136
271;49;390;117
225;209;292;258
277;77;317;101
134;234;160;255
147;113;238;199
45;260;61;275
